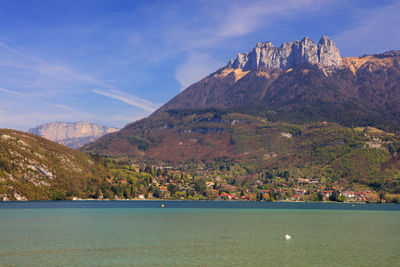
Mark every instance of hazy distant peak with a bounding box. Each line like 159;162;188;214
29;121;119;149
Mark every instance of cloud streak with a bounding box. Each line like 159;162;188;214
0;38;159;130
0;106;93;130
92;89;158;113
167;0;332;90
215;0;318;39
0;40;112;91
333;1;400;56
0;87;26;96
0;39;158;130
175;53;222;90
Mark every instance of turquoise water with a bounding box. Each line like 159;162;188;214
0;202;399;266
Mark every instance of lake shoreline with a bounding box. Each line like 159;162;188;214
1;200;399;211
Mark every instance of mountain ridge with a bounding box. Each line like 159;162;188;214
154;37;400;131
226;36;342;70
29;121;119;149
82;36;400;185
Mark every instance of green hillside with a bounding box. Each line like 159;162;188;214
0;129;108;200
83;110;400;193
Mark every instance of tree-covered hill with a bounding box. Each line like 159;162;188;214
82;110;400;192
0;129;109;200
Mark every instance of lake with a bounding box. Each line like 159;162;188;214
0;201;399;266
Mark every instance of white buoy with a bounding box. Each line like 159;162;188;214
285;234;291;240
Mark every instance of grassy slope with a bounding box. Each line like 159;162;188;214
83;111;400;189
0;129;108;200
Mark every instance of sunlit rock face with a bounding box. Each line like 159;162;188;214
29;122;119;149
227;36;342;70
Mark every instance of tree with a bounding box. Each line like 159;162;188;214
317;191;324;201
130;186;138;198
186;189;195;198
153;187;160;198
168;184;178;196
144;165;152;174
94;188;102;199
329;190;340;202
194;180;206;195
280;170;290;179
123;188;130;198
256;191;264;201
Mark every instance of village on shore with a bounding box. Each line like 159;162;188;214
70;161;398;204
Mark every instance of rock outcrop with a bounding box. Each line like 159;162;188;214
226;36;342;70
29;122;119;149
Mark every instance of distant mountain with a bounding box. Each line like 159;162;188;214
0;129;108;200
29;122;119;149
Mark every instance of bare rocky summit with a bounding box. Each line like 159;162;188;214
29;122;119;149
227;36;342;70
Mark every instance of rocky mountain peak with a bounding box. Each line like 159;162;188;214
226;36;342;71
29;121;119;149
318;35;342;66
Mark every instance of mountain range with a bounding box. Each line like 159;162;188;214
80;36;400;193
2;36;400;200
156;36;400;131
29;122;119;149
84;36;400;159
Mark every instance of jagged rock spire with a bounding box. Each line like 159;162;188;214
318;35;342;66
227;36;342;70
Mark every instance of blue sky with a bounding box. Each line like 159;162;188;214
0;0;399;130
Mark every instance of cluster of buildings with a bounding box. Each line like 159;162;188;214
103;163;382;203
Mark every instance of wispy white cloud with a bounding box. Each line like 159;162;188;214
0;39;158;130
46;103;95;119
0;87;26;96
0;107;93;130
0;40;111;91
175;53;222;90
168;0;330;90
92;89;158;112
334;1;400;56
215;0;318;39
163;0;327;48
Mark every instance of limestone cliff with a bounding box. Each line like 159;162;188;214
226;36;342;70
29;122;119;149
